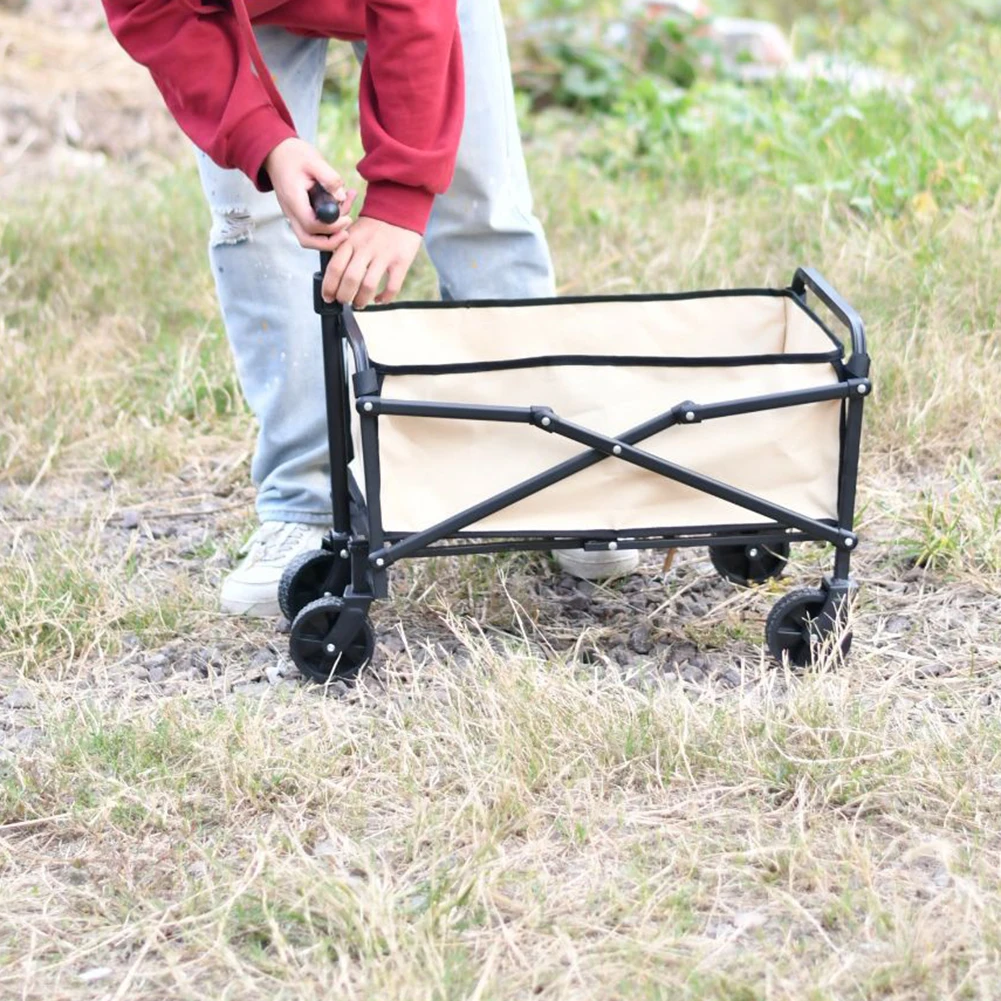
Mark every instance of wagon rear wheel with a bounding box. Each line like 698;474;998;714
710;540;789;587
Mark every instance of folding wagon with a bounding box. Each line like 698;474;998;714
280;232;870;683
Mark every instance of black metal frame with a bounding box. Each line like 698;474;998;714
312;259;870;633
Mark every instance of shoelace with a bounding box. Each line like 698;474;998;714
245;523;313;564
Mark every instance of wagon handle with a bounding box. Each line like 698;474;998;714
309;182;341;225
310;183;343;288
791;268;868;377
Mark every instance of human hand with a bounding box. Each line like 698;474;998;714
321;216;422;308
264;138;356;250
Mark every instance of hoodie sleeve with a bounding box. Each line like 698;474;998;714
101;0;297;191
102;0;466;234
356;0;464;234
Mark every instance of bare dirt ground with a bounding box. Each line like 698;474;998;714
0;4;183;196
3;463;997;733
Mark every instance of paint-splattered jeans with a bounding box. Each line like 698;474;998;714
193;1;555;525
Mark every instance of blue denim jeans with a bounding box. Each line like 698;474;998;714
193;0;555;525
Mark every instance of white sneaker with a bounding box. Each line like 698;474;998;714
554;547;640;581
221;521;329;618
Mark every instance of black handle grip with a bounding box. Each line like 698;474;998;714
791;267;868;375
308;182;340;224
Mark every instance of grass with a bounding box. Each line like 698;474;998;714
2;1;1001;997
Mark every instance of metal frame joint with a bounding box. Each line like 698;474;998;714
677;401;701;424
531;406;557;431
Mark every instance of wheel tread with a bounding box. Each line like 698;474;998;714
289;596;374;685
278;548;346;622
766;585;852;668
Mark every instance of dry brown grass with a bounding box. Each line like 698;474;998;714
2;492;1001;999
3;7;1001;999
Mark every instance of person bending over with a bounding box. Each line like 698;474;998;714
102;0;639;615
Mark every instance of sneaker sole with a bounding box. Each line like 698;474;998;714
220;596;281;619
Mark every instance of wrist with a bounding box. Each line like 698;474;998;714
361;181;434;236
263;137;297;177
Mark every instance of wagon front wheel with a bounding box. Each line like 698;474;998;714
710;540;789;587
765;585;853;668
289;597;374;684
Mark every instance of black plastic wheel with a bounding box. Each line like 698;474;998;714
710;540;790;587
765;586;853;668
289;596;374;684
278;548;350;622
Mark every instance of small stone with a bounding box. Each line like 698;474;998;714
121;632;141;651
148;666;166;684
715;667;742;689
930;865;951;889
629;625;653;655
885;615;911;635
265;664;285;685
202;646;224;670
99;476;114;491
732;910;768;933
250;648;276;669
567;594;590;612
120;509;140;530
576;579;596;598
378;632;406;656
275;617;291;635
79;968;113;984
5;688;34;710
917;663;951;679
433;640;457;660
233;681;268;696
668;642;700;666
144;653;169;670
184;653;209;679
680;662;705;684
151;524;178;540
14;727;42;749
610;645;633;666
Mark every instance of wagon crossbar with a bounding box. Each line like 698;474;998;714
358;377;869;568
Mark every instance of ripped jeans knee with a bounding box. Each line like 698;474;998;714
210;205;256;247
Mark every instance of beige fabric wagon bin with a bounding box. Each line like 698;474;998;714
348;291;844;537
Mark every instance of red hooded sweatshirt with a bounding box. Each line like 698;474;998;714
101;0;464;234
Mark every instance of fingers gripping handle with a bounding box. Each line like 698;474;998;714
309;182;341;224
